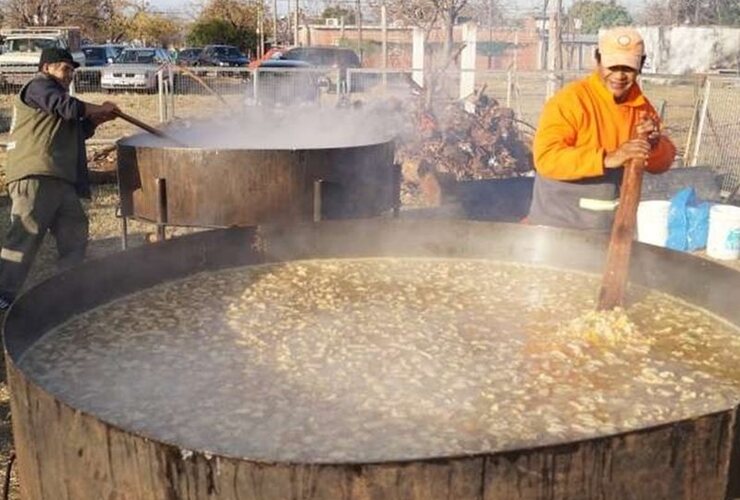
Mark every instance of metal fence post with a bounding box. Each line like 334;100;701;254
682;77;705;166
157;70;165;123
690;79;711;166
168;65;175;121
506;70;512;108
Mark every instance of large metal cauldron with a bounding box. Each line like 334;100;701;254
117;132;398;228
4;220;740;499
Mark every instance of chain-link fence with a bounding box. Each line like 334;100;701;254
346;68;740;199
0;64;737;198
139;66;342;121
689;76;740;198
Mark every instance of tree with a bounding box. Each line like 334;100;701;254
187;18;257;53
380;0;469;60
187;0;259;54
129;10;180;46
321;5;356;24
0;0;101;28
639;0;740;25
568;0;632;34
0;0;185;45
96;0;138;43
460;0;506;27
200;0;260;32
434;0;470;60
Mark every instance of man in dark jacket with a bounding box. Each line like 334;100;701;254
0;48;119;309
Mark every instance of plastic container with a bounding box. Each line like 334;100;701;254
637;200;671;247
707;204;740;260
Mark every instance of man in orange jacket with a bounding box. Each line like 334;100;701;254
527;27;676;231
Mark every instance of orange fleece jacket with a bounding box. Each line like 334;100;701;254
533;72;676;181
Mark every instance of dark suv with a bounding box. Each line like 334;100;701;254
176;47;203;66
198;45;249;67
253;59;322;106
280;46;360;69
280;46;360;90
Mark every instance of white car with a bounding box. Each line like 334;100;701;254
100;47;173;92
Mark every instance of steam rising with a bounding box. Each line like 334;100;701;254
121;106;406;150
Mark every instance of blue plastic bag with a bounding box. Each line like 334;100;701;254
666;187;710;252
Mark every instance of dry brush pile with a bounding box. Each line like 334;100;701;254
392;91;535;206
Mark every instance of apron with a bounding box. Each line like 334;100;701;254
527;169;623;232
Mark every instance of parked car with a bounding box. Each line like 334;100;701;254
76;44;126;88
176;47;202;66
279;46;360;90
198;45;249;68
82;44;126;66
280;46;359;68
253;59;323;106
100;47;173;92
248;47;286;69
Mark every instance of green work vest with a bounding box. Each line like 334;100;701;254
5;76;83;186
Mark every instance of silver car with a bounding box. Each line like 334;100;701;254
100;47;173;92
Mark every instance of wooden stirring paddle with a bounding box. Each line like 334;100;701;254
112;109;185;147
597;128;650;310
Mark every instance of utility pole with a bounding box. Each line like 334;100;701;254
258;2;265;58
546;0;563;98
356;0;363;63
381;3;387;86
381;3;387;67
539;0;549;70
488;0;493;69
554;0;562;71
294;0;300;46
547;0;562;71
272;0;278;46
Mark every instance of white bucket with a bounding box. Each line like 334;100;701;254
707;204;740;260
636;200;671;247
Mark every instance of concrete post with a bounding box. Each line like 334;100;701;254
460;22;477;111
412;27;425;88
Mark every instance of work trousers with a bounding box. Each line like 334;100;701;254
0;176;88;299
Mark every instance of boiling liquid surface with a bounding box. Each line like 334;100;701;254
19;259;740;462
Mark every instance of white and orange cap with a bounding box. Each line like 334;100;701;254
598;27;645;70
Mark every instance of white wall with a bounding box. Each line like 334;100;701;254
635;25;740;74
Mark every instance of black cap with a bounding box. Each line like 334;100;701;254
38;48;80;71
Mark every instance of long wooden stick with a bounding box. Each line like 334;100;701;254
112;109;185;146
597;132;649;310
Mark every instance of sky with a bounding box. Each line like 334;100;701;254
149;0;648;18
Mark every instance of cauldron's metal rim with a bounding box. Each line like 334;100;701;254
4;220;740;466
116;132;397;151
